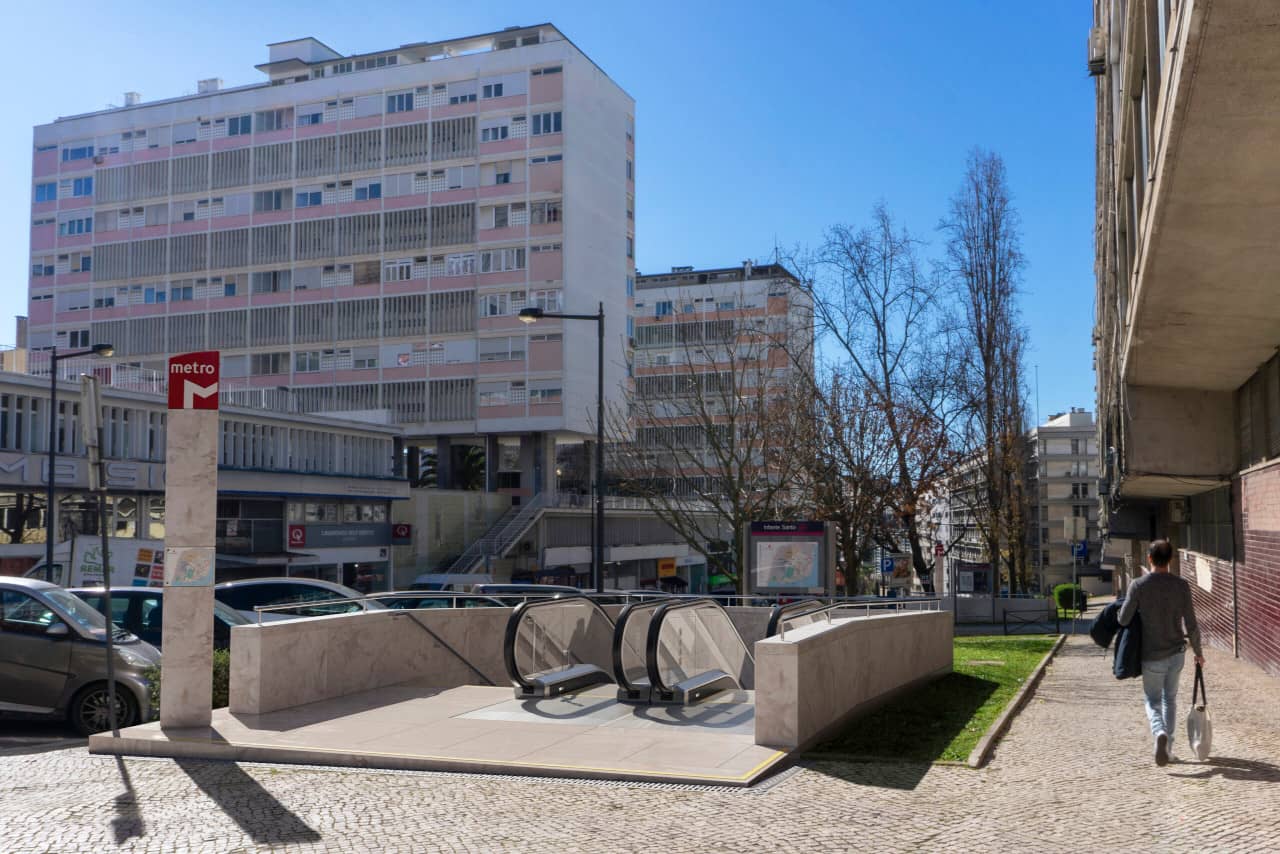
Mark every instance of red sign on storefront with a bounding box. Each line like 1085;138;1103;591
288;525;307;548
391;523;413;544
167;351;220;410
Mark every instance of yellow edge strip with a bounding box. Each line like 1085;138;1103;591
114;736;787;783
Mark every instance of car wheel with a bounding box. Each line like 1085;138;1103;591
69;683;139;736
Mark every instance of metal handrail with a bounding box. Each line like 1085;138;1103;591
644;597;751;700
502;594;616;694
611;596;675;694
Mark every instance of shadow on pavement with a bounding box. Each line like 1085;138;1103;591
112;757;146;845
0;720;85;755
1170;756;1280;783
175;758;322;845
797;758;934;792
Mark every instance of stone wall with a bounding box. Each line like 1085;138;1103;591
753;610;953;750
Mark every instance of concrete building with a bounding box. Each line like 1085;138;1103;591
1092;0;1280;674
27;24;634;511
0;369;408;585
1026;409;1104;593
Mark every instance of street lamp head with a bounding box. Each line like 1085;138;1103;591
91;343;115;358
517;308;544;324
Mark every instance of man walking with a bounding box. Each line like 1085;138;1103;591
1118;539;1204;766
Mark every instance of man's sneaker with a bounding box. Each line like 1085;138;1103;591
1155;733;1169;767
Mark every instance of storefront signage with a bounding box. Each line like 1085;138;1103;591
0;452;164;490
391;523;413;545
288;523;392;549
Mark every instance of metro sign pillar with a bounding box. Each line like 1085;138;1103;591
159;351;220;729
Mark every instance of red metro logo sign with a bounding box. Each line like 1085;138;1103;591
167;351;220;411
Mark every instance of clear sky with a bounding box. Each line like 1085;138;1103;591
2;0;1096;423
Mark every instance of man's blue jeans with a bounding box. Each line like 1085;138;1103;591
1142;651;1185;744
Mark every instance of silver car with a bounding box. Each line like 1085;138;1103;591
0;577;160;735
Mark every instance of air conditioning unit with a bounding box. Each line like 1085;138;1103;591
1087;26;1107;76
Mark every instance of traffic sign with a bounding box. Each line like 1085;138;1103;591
167;351;220;410
934;543;944;557
1072;541;1088;559
881;557;895;574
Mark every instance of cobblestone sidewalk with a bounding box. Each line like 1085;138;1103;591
1;636;1276;853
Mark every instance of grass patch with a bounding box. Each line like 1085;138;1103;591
808;635;1058;764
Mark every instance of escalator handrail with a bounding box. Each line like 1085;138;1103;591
503;594;616;692
765;598;826;637
644;597;748;698
611;596;675;689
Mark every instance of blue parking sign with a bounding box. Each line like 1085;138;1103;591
881;557;895;574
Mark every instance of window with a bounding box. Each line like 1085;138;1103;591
35;183;56;202
93;293;115;308
354;182;381;201
531;200;561;224
31;256;54;277
529;387;561;403
530;154;563;164
297;110;323;126
386;92;414;114
332;61;353;75
480;247;526;273
227;115;251;136
626;236;634;259
492;205;510;229
72;176;93;197
383;259;412;281
531;65;562;76
295;190;323;208
717;300;735;311
255;108;291;132
481;125;509;142
143;287;166;305
479;292;509;317
626;159;634;180
494;165;511;185
655;301;673;317
530;289;561;311
295;351;322;373
532;111;562;135
449;92;477;105
355;55;395;70
626;275;634;296
446;253;476;276
251;270;291;293
169;285;194;302
58;217;93;236
68;329;90;348
253;189;288;212
353;351;378;370
482;82;504;99
250;353;288;375
61;144;94;162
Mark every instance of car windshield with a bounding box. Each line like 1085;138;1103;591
43;588;109;634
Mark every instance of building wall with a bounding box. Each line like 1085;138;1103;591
1180;461;1280;677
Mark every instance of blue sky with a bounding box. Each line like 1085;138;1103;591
3;1;1096;422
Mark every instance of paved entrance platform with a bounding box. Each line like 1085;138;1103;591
88;683;787;787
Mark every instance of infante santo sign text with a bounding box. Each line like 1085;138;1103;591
167;351;220;410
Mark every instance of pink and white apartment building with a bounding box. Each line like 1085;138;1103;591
28;24;635;499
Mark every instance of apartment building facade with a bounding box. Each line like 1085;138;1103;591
1092;0;1280;674
1026;409;1104;592
28;24;635;507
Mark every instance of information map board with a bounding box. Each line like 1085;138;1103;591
748;521;832;595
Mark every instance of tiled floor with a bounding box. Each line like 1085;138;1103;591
89;683;786;786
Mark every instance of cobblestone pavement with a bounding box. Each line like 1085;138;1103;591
1;636;1277;853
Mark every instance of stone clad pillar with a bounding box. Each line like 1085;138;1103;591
159;352;220;729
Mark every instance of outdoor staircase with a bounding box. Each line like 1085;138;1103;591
446;493;549;574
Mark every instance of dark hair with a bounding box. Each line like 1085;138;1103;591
1148;539;1173;568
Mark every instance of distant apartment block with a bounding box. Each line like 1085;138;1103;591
1026;409;1103;592
27;24;635;503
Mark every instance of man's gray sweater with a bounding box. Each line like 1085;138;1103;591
1118;571;1204;661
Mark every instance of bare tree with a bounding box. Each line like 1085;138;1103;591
941;148;1032;593
607;280;812;592
791;203;963;581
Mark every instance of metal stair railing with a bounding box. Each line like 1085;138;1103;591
447;493;548;573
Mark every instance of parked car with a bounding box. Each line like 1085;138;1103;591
0;577;160;735
379;593;506;610
214;577;385;622
69;587;250;650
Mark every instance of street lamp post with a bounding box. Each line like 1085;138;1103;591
520;302;605;594
44;343;114;582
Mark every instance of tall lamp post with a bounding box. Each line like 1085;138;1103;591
519;302;605;594
44;343;114;581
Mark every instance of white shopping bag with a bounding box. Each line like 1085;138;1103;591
1185;663;1212;761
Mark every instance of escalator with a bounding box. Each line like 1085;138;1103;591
611;597;675;703
503;595;616;699
764;599;825;638
645;598;754;705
